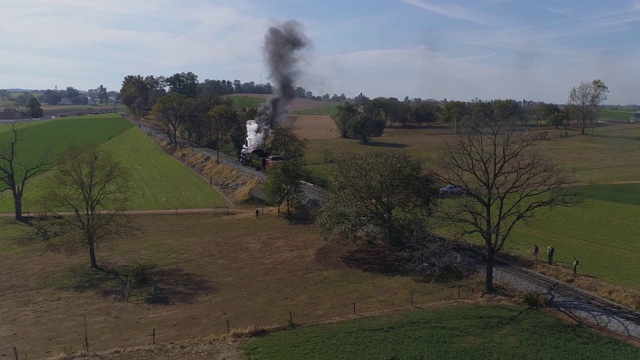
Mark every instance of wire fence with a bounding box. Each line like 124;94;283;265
10;280;486;358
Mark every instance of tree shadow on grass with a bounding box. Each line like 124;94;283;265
364;141;408;148
340;247;413;276
66;265;214;305
147;268;215;305
339;245;477;285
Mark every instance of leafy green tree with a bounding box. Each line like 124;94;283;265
568;79;609;135
436;114;581;292
25;96;43;118
165;72;200;98
0;90;10;100
316;152;437;248
347;113;385;144
42;89;62;105
144;75;167;108
441;101;470;132
13;93;30;109
262;159;309;217
267;126;308;160
332;103;359;138
65;87;80;100
207;102;243;159
120;75;150;118
493;99;525;125
411;102;439;126
151;93;191;145
364;97;391;126
183;95;230;146
39;145;131;269
0;123;48;220
548;112;568;128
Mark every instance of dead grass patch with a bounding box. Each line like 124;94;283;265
291;114;338;140
154;140;262;204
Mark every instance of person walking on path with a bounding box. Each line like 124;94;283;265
573;257;579;274
547;245;555;265
255;209;260;218
532;244;539;261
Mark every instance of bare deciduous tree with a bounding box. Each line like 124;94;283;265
436;114;581;292
0;122;48;220
568;79;608;135
40;145;131;269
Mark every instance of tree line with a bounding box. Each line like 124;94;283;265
331;79;609;144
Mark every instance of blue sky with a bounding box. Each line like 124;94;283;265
1;0;639;104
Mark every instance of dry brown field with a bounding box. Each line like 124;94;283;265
291;114;640;184
1;212;478;358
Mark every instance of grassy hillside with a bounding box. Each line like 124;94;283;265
101;127;227;209
241;305;640;359
505;183;640;289
0;116;226;211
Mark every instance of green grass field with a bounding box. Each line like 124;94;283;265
241;305;640;359
0;115;132;182
0;116;226;211
100;127;227;209
228;95;266;109
504;183;640;288
598;109;636;120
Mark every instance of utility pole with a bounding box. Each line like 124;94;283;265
216;120;220;164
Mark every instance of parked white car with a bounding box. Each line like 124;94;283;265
439;184;464;196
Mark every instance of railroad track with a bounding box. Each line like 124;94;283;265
457;245;640;338
494;258;640;325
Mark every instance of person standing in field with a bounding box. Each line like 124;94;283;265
573;257;579;274
547;245;555;265
532;244;539;261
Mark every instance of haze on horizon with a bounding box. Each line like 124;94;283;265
1;0;639;105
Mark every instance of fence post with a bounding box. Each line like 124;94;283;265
353;302;356;315
13;347;18;360
83;314;89;352
289;311;293;325
151;328;156;344
227;319;230;334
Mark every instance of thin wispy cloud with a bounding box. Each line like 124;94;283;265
399;0;504;27
0;0;638;104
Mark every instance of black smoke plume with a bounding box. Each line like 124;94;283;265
245;20;308;149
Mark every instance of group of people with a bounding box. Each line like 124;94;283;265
531;244;579;274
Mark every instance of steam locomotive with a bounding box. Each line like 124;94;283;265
238;148;284;171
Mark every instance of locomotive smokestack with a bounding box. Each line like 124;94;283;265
245;20;308;149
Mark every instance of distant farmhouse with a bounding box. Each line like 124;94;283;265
635;111;640;121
